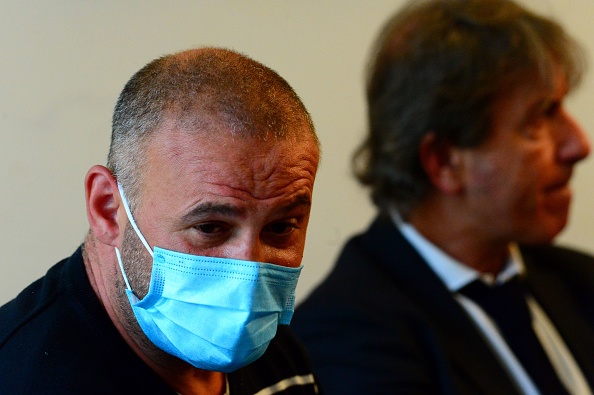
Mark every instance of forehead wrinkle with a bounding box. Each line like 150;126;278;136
248;150;318;199
200;178;312;206
211;157;306;201
147;126;317;207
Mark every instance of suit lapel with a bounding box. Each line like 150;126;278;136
361;217;522;394
523;247;594;389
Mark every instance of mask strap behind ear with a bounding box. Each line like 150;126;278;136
114;247;132;291
117;183;154;257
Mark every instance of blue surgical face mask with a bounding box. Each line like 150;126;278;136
114;184;302;372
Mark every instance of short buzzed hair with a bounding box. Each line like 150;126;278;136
107;47;317;209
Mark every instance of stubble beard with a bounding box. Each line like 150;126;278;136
116;223;194;369
116;222;156;352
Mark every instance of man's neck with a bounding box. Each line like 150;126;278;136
150;361;226;395
405;203;510;276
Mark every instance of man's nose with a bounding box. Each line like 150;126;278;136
232;237;268;263
557;110;590;164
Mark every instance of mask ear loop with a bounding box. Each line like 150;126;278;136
115;183;155;293
117;183;154;257
114;247;132;291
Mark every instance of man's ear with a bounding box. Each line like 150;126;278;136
85;165;124;246
419;132;464;194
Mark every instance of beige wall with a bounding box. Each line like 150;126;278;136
1;0;594;305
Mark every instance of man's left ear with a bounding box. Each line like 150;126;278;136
418;132;464;194
84;165;124;246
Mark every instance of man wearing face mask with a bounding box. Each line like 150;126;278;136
0;48;320;395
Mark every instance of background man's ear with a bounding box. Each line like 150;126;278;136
419;132;464;194
85;165;124;246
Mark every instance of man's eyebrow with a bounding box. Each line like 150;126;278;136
281;193;312;214
181;194;312;223
181;203;243;223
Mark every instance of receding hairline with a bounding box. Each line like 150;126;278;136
167;48;312;139
108;46;319;211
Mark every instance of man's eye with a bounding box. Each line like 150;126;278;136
543;101;561;118
266;222;298;236
195;223;223;234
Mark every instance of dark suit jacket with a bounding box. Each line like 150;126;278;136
292;216;594;395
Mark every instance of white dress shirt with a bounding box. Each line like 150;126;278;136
390;210;591;395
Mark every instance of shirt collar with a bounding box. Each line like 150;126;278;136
389;208;524;292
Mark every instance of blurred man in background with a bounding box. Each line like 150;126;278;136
293;0;594;393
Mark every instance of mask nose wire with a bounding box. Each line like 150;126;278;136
115;183;155;293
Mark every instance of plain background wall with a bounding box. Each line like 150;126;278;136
2;0;594;306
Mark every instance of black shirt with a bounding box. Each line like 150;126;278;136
0;247;319;394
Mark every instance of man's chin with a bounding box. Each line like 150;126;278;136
542;187;572;214
521;216;568;246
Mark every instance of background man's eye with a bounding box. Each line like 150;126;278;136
544;102;560;117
